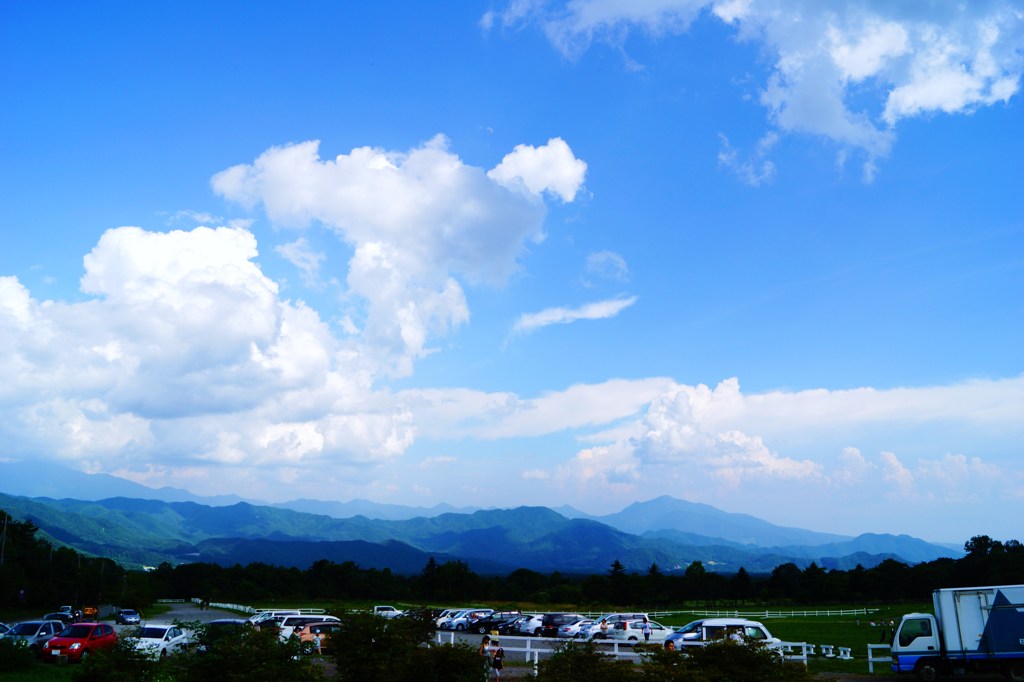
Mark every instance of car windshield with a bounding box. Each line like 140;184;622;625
122;610;138;616
60;625;93;638
675;620;702;635
139;627;168;639
10;623;42;635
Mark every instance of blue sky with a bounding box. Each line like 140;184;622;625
1;1;1021;544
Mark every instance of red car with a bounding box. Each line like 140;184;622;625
40;622;118;662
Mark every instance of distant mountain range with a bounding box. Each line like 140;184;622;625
0;461;962;574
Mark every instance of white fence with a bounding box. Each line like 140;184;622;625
867;644;891;673
651;607;878;619
434;631;821;670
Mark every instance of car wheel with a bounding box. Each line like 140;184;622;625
534;628;542;637
80;650;90;662
476;625;486;634
301;642;316;656
160;649;168;659
1004;662;1024;681
455;623;464;631
628;636;638;645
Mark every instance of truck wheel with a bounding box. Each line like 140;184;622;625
1004;662;1024;681
915;660;940;682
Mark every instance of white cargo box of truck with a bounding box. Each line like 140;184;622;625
891;584;1024;680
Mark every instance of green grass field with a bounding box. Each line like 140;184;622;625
641;603;928;677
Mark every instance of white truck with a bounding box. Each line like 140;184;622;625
372;605;404;619
890;584;1024;681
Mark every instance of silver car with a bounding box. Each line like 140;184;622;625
2;620;64;653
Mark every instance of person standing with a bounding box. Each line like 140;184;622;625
491;638;504;680
642;618;652;642
478;635;491;680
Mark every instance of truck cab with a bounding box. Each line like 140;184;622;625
891;613;940;675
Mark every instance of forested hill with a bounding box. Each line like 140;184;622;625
0;491;956;574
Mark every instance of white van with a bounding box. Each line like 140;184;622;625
665;617;782;651
584;612;649;639
268;614;341;641
248;608;325;626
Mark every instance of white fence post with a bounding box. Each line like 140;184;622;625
867;644;891;673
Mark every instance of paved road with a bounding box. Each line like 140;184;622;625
112;601;241;634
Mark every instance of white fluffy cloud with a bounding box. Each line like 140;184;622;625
487;137;588;201
541;375;1024;508
213;135;586;376
490;0;1024;179
0;225;417;497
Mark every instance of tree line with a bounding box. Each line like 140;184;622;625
1;510;1021;611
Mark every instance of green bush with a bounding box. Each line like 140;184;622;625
333;609;479;682
638;640;814;682
537;641;636;682
0;637;35;672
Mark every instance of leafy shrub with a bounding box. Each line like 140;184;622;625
333;609;478;682
537;641;635;682
638;640;814;682
0;637;35;672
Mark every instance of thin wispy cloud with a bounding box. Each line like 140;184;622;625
511;296;638;336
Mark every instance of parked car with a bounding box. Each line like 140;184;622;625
372;605;404;619
540;613;585;638
132;623;191;659
297;621;342;655
42;612;75;627
558;618;594;639
41;623;118;662
583;612;649;639
515;614;544;637
433;608;461;629
665;617;782;651
498;614;531;635
197;618;250;653
470;611;522;634
247;609;303;625
3;620;64;653
270;614;341;641
115;609;141;625
607;619;672;645
445;609;493;631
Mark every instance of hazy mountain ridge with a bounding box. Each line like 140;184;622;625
593;495;851;546
0;489;959;574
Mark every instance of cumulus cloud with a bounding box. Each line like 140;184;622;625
511;296;638;335
213;135;586;376
0;225;418;499
550;375;1024;506
487;137;588;201
489;0;1024;179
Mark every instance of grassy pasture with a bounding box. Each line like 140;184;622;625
649;603;928;676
